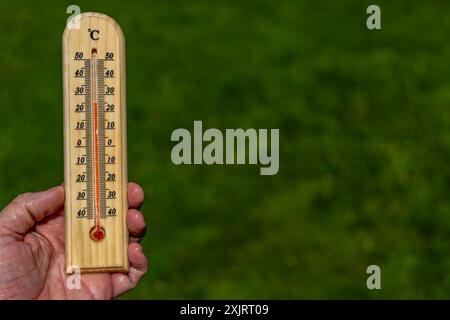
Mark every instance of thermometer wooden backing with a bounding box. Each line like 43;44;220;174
63;12;128;273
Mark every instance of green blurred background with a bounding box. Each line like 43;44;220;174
1;0;450;299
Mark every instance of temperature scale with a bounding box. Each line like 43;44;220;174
63;12;128;273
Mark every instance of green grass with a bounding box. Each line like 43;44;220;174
2;0;450;298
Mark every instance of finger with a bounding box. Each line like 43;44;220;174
127;209;146;243
111;243;148;297
0;186;65;235
128;183;144;209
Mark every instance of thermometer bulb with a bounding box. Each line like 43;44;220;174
90;226;106;241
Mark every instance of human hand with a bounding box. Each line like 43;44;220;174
0;183;147;299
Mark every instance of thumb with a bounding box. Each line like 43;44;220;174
0;186;65;236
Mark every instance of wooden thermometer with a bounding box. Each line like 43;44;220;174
63;12;128;273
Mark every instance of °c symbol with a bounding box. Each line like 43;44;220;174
89;28;99;40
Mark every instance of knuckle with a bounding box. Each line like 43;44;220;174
12;192;33;205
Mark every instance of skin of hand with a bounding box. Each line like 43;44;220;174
0;182;148;299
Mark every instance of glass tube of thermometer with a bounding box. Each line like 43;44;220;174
63;12;128;273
